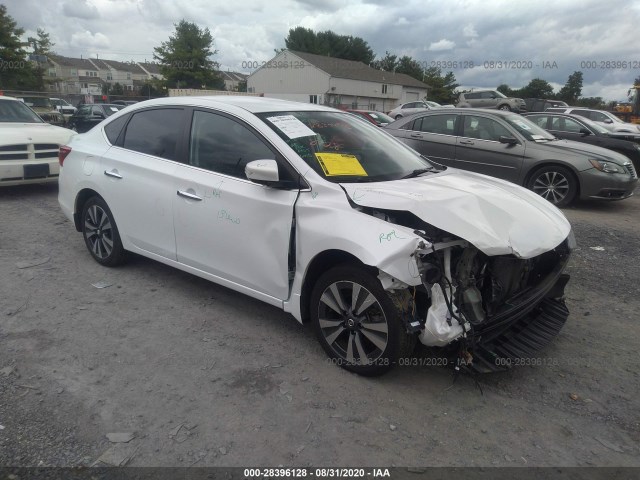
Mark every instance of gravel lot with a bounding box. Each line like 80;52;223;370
1;183;639;468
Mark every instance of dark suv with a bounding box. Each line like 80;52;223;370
457;90;526;112
67;104;125;133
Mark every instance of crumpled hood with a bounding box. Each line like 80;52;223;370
1;123;75;144
341;169;571;259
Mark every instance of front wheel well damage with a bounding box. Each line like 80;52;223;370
300;250;372;324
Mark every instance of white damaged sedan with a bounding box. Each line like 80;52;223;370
58;96;575;376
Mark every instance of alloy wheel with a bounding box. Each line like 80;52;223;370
317;281;389;365
84;204;114;259
532;171;570;204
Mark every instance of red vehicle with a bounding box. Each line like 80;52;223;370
346;109;395;127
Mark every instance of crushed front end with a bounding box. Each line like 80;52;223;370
411;232;573;372
364;206;575;373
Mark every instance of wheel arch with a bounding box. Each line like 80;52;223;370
73;188;103;232
299;249;372;324
523;161;581;198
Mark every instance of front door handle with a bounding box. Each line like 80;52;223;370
459;140;474;145
177;190;203;201
410;133;423;138
104;169;122;179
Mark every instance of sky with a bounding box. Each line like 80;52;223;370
5;0;640;101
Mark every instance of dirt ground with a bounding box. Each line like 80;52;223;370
0;183;638;468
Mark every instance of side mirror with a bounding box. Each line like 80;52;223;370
499;135;519;145
245;159;280;185
579;128;591;136
603;118;613;124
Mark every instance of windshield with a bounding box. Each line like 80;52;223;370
0;100;44;123
367;111;394;123
103;104;125;116
493;91;506;99
21;97;53;109
606;112;624;123
504;114;556;141
257;110;434;182
578;116;610;134
425;101;442;108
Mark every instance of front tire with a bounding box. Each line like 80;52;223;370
498;104;511;111
395;114;402;120
310;264;414;376
526;165;578;207
81;196;126;266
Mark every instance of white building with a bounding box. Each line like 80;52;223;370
247;50;430;112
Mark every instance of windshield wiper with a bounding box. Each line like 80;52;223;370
401;167;436;179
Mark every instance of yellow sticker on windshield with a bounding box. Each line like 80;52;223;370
315;153;368;176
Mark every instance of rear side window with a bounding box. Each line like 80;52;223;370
122;108;185;160
104;114;130;145
416;114;457;135
530;116;549;128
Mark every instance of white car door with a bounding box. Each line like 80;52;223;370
173;109;299;302
99;108;186;260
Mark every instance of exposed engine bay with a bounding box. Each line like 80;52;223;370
361;205;573;372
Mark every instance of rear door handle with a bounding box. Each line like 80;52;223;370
459;140;474;145
104;169;122;179
410;133;423;138
177;189;203;201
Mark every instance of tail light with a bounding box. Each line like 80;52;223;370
59;145;72;166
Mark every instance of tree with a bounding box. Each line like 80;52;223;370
284;27;375;64
372;51;398;71
519;78;555;98
395;56;424;81
237;79;247;92
557;71;583;104
27;28;55;90
575;96;606;109
110;82;124;95
497;84;514;96
0;4;39;89
153;20;224;89
28;28;54;55
423;67;459;104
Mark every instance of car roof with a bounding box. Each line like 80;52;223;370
0;96;20;102
406;107;515;117
125;95;339;114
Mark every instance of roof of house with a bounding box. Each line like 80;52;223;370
288;50;430;89
220;71;248;82
48;55;99;70
78;76;106;84
139;62;162;75
96;59;147;75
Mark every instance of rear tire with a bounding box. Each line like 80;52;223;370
81;196;126;267
310;264;414;376
526;165;578;207
498;104;511;111
395;114;402;120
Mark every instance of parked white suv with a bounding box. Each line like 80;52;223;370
457;90;527;112
0;96;75;186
